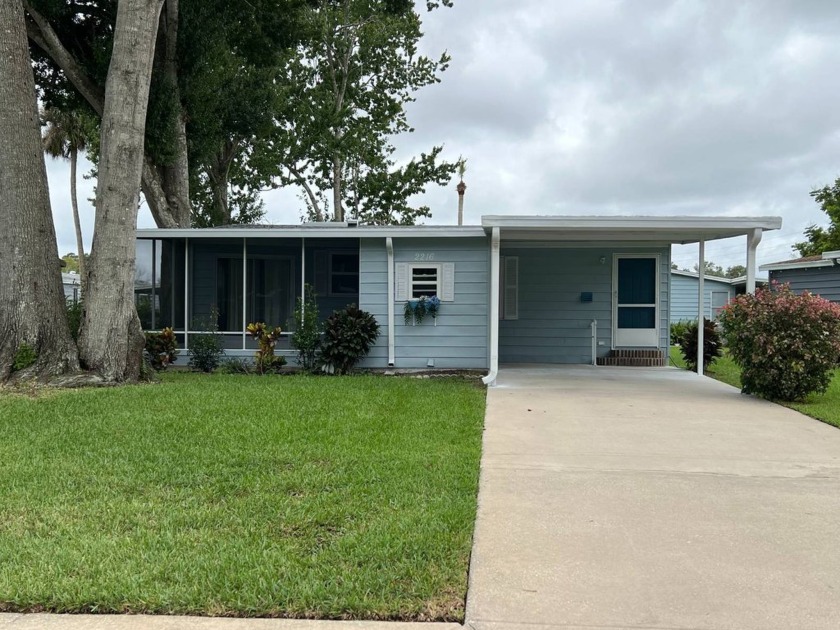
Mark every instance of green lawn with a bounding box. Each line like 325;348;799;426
670;346;840;428
0;374;486;620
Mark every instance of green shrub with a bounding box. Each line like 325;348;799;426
719;284;840;401
678;318;722;372
188;333;224;373
319;305;380;375
66;300;83;342
144;328;179;371
220;357;252;374
12;343;37;372
291;285;321;372
247;322;287;374
670;320;692;345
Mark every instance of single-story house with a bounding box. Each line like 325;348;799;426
669;270;768;323
135;215;781;383
760;250;840;302
62;272;81;304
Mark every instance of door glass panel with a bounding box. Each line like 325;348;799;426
618;258;656;304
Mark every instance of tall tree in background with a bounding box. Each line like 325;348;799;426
693;260;726;278
263;0;457;224
42;106;93;292
78;0;166;381
795;178;840;257
0;0;79;381
26;0;306;228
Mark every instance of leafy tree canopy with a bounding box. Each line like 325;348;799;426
795;177;840;257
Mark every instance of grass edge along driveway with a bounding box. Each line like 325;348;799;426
669;347;840;429
0;374;486;621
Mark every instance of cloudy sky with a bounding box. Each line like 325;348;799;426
48;0;840;271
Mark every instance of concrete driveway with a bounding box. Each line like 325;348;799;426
466;366;840;630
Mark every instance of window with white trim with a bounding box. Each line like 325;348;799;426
329;252;359;296
395;262;455;302
411;264;440;298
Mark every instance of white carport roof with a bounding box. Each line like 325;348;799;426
481;215;782;243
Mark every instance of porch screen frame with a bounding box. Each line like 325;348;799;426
612;253;661;348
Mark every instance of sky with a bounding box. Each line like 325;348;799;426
47;0;840;272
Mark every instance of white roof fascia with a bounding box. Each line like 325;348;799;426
481;215;783;243
821;250;840;260
760;259;834;272
136;226;487;239
670;269;733;284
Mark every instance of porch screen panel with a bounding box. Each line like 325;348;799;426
247;258;294;330
216;257;243;331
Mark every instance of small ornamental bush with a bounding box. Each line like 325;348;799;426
220;357;252;375
66;300;83;342
319;305;380;375
188;333;224;373
719;284;840;401
677;318;722;372
670;320;691;345
247;322;287;374
12;343;38;373
144;328;179;371
291;285;322;372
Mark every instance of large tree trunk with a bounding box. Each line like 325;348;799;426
0;0;79;381
70;146;86;294
332;154;343;222
24;0;190;229
78;0;165;382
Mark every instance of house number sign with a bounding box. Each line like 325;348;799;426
413;252;436;261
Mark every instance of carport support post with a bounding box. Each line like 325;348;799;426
697;239;705;376
483;227;501;386
746;228;762;294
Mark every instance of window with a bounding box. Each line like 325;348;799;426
500;256;519;320
411;265;440;298
395;262;455;302
329;253;360;295
214;256;294;331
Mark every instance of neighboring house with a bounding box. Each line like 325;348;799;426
669;270;768;323
760;251;840;303
135;215;781;382
62;272;81;304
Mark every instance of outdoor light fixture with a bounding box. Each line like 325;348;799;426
599;256;607;265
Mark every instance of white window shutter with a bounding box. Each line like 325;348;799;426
503;256;518;320
395;263;409;301
441;263;455;301
314;251;329;295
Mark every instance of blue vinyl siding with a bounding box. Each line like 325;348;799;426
770;267;840;303
499;246;670;364
358;237;489;369
669;273;735;323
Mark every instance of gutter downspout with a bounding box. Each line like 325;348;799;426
483;227;501;386
386;237;395;367
746;228;762;294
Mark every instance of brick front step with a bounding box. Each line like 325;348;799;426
596;356;668;367
596;348;668;367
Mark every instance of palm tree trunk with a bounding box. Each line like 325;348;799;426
70;146;85;294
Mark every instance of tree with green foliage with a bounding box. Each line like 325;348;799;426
693;260;725;277
725;265;747;279
258;0;458;224
795;177;840;256
25;0;306;228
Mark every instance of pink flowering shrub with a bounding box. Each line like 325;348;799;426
718;283;840;401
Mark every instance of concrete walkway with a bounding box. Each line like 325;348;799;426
466;366;840;630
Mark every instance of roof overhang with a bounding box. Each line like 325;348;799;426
482;215;782;243
136;225;487;239
761;259;837;272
